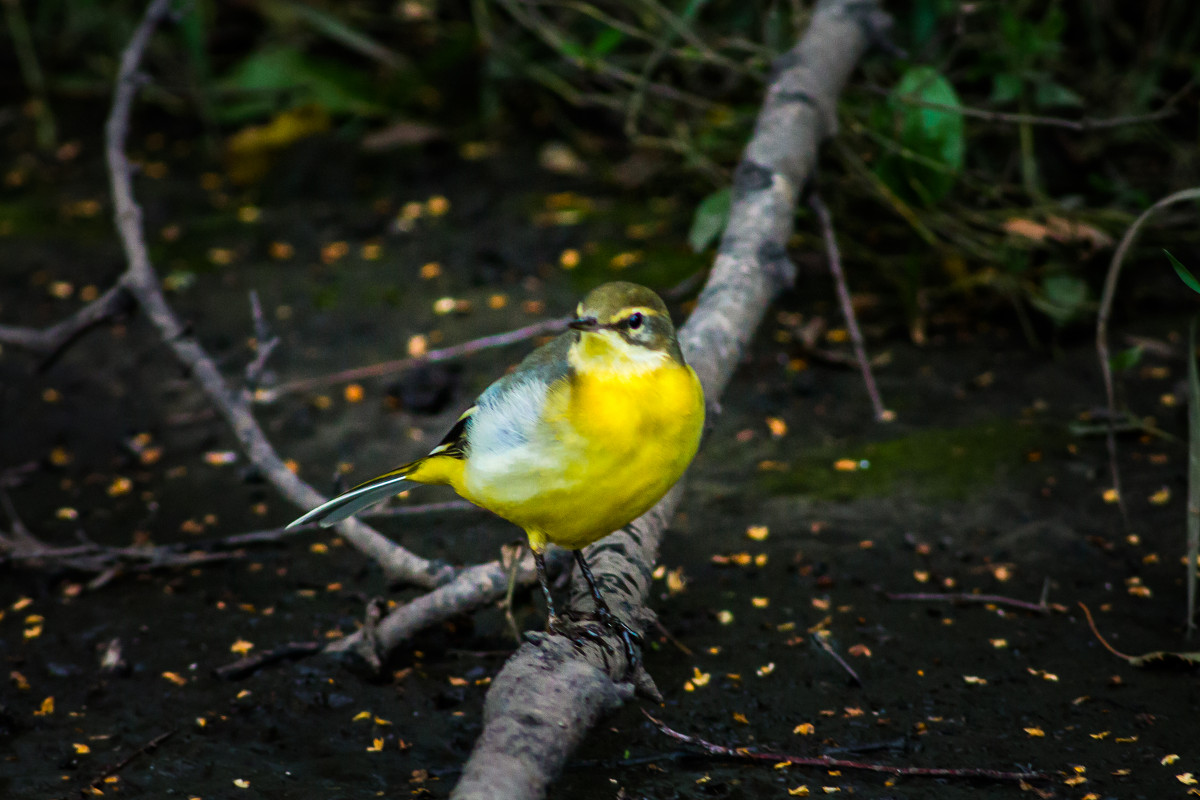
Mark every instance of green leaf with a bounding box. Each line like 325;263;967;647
1166;250;1200;295
989;73;1023;105
1034;80;1083;109
215;46;386;122
589;27;624;57
176;0;211;84
1028;273;1089;326
1108;346;1144;372
909;0;945;48
873;66;965;204
265;0;407;70
688;188;732;253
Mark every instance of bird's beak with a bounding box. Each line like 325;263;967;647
568;316;601;332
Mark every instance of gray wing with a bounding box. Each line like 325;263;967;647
463;332;574;458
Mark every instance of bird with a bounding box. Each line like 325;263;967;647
288;281;705;666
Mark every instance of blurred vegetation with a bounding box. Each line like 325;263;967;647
2;0;1199;335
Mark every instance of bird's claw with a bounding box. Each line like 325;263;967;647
548;609;643;672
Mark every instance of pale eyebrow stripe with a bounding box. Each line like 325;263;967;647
605;306;659;324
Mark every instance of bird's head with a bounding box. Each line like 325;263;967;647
567;282;683;371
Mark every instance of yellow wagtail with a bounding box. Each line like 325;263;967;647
289;281;705;663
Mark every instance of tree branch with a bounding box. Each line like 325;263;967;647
1095;187;1200;525
450;1;888;796
0;284;133;362
25;0;455;590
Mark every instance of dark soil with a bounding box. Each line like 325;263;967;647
2;134;1198;800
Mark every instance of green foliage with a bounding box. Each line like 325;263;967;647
907;0;955;50
1027;273;1090;327
1167;250;1200;295
872;66;965;204
688;188;731;253
989;5;1081;110
1108;346;1144;373
214;45;386;122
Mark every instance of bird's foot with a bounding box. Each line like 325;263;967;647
549;609;643;672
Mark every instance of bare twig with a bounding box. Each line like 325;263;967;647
366;499;481;518
323;548;570;662
89;0;452;589
244;290;279;391
812;633;863;686
256;318;568;403
865;84;1179;132
1096;187;1200;524
55;729;176;800
808;192;889;422
643;710;1048;782
886;591;1056;615
1;497;476;582
0;284;133;359
213;642;324;680
1077;602;1134;661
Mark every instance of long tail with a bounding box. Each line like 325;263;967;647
287;464;416;529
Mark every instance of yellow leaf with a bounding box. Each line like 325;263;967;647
161;672;188;686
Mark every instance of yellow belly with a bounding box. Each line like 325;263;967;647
456;362;704;551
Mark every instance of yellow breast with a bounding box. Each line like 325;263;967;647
530;359;704;549
450;332;704;551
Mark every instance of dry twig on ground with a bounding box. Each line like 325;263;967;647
0;0;452;591
643;711;1048;783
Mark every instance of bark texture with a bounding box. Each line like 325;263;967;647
451;1;889;796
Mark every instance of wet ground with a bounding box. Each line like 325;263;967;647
2;132;1199;800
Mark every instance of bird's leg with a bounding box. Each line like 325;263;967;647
533;547;557;623
573;549;644;670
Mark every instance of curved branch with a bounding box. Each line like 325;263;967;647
1095;187;1200;522
79;0;454;590
451;1;889;797
0;284;133;361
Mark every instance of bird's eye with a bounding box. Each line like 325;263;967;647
627;312;644;330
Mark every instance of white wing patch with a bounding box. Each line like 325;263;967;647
468;375;550;458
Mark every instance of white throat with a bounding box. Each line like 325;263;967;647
568;331;670;376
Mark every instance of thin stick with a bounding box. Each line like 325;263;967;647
1077;602;1134;661
0;498;476;579
812;633;863;686
1096;187;1200;524
642;711;1048;782
96;0;451;589
55;729;176;800
257;318;568;402
244;289;279;391
214;642;324;680
0;284;132;357
886;591;1053;615
808;192;889;422
864;84;1179;132
1188;318;1200;639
